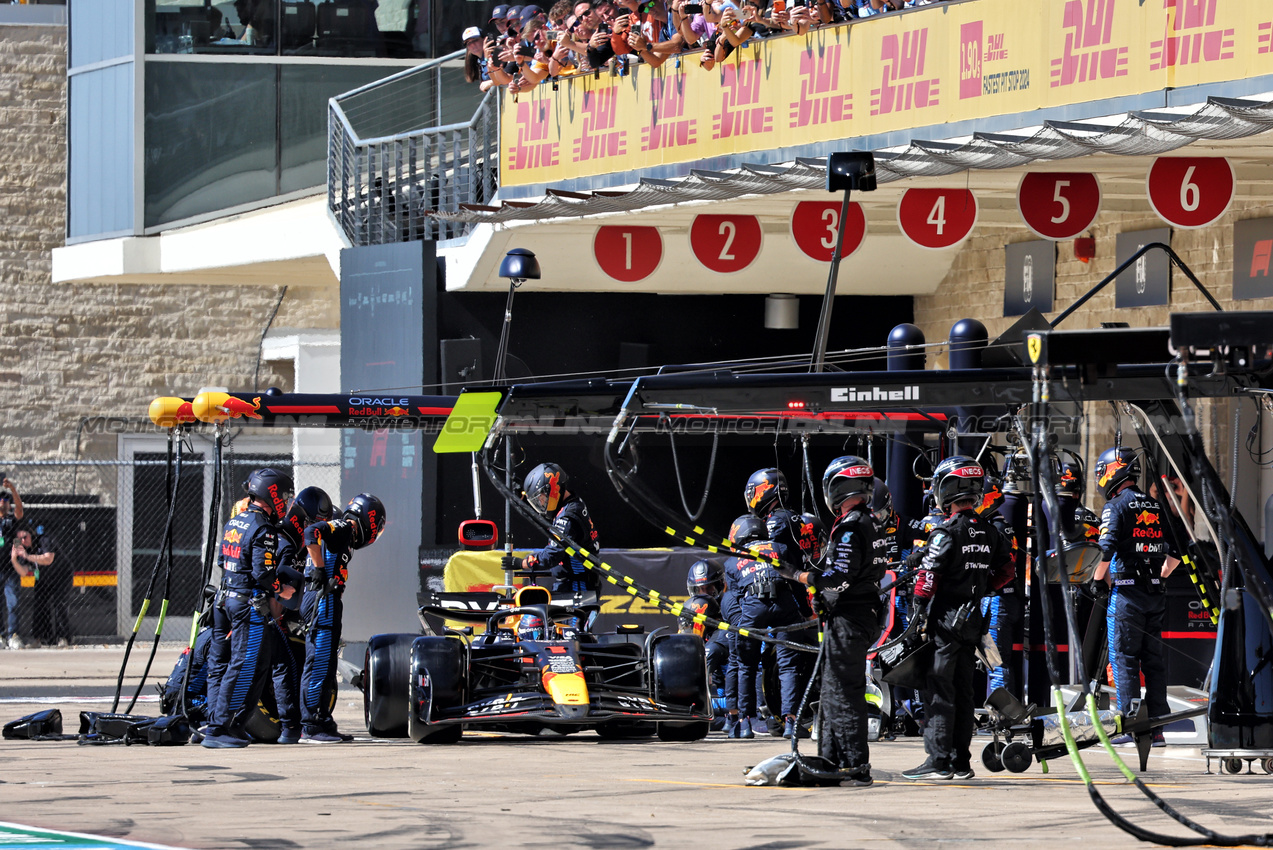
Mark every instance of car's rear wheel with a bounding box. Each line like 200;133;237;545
408;636;467;744
364;633;416;738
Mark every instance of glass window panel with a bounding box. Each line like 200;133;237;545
144;63;278;227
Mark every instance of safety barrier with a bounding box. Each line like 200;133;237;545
328;51;497;245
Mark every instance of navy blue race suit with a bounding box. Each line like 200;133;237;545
979;508;1021;695
914;509;1015;772
811;505;882;772
734;539;808;720
720;557;764;718
300;518;356;735
523;497;600;597
1099;486;1177;718
209;504;284;736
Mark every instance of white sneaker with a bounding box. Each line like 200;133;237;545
8;635;23;650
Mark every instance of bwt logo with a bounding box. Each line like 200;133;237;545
507;101;560;171
1149;0;1234;70
1251;239;1273;278
712;58;773;140
573;85;628;162
871;29;941;116
642;72;698;152
1050;0;1128;88
790;45;852;129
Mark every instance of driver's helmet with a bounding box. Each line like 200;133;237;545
517;612;548;641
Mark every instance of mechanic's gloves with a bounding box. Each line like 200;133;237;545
1089;580;1110;602
910;601;930;641
501;554;522;571
905;549;925;570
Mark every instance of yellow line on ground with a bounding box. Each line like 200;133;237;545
622;778;746;789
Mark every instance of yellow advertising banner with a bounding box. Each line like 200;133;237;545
501;0;1272;187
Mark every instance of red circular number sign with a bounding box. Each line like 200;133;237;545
594;226;663;282
1147;157;1234;229
897;189;978;249
689;215;762;273
1017;173;1101;240
791;201;866;262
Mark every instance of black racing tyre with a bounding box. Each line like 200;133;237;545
651;635;710;710
1001;740;1033;774
364;633;416;738
408;636;467;744
596;721;656;740
656;721;710;742
982;741;1006;773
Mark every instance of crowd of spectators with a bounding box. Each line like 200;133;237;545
463;0;950;90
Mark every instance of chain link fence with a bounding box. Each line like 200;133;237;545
0;455;341;647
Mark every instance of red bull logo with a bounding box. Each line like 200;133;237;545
1098;458;1127;487
748;479;773;509
642;72;697;152
713;58;773;140
1051;0;1128;88
508;99;559;171
220;544;241;559
573;85;627;163
224;529;243;544
790;45;852;128
386;406;409;417
1150;0;1234;70
1135;510;1159;525
219;396;263;420
871;28;941;116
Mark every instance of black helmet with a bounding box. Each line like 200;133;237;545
870;477;893;524
283;486;333;541
523;462;569;516
1057;462;1084;499
793;512;827;561
744;468;788;516
822;456;874;516
976;472;1005;516
686;558;725;596
728;514;767;547
343;493;386;548
931;456;985;512
1094;447;1139;499
244;468;294;519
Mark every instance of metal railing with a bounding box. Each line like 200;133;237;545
328;51;497;246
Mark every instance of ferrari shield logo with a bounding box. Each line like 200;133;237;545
1027;334;1042;364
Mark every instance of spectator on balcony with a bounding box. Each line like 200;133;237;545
853;0;903;15
515;19;555;86
505;4;526;35
520;4;549;28
464;26;491;83
548;0;573;26
671;0;714;49
488;4;512;36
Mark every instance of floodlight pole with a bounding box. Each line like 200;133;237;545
810;188;854;374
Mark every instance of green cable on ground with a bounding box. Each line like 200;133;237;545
1053;686;1094;786
1086;692;1141;783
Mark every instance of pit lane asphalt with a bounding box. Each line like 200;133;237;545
2;647;1271;849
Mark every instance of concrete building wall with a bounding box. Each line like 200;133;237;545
0;22;338;461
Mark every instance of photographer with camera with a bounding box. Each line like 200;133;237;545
0;477;26;650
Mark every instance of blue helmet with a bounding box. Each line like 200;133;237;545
518;612;547;641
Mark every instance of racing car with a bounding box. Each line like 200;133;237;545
362;585;712;743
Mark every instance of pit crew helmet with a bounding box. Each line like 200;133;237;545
744;468;788;516
931;456;985;513
244;468;294;519
1094;447;1140;500
822;456;874;516
283;486;332;540
1057;462;1084;499
870;478;893;524
524;462;569;516
686;558;726;597
794;512;827;561
728;514;767;548
343;493;386;548
976;472;1005;516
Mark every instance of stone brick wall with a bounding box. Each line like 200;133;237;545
0;24;338;462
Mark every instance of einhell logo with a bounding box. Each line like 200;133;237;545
573;85;628;163
831;386;921;402
871;29;941;116
642;73;698;152
507;100;559;171
712;58;773;140
1051;0;1128;88
790;45;852;128
1149;0;1234;70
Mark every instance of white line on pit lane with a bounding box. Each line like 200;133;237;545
0;696;161;704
